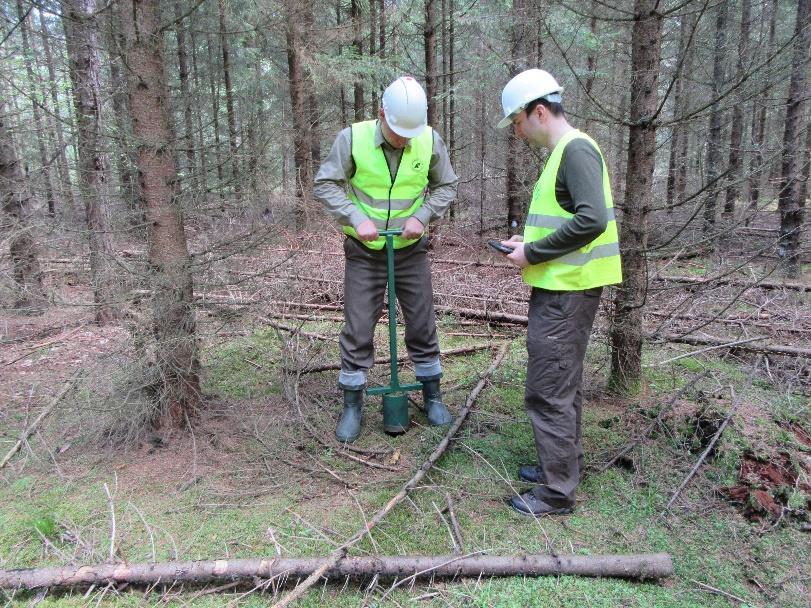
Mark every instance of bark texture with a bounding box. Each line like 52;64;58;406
121;0;202;428
0;101;44;310
776;0;810;276
62;0;120;324
609;0;663;393
0;553;674;589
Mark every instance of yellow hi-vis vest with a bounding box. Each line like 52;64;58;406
343;120;433;250
522;129;622;290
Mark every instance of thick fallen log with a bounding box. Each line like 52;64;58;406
0;553;673;590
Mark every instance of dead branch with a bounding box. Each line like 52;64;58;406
258;317;337;342
655;274;810;292
0;552;674;589
657;334;811;358
0;370;81;471
299;344;494;374
272;343;510;608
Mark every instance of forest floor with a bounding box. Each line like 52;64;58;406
0;218;809;607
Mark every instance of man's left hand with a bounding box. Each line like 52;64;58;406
505;242;529;268
401;217;425;240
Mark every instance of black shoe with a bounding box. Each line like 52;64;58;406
518;465;546;484
421;379;453;426
509;491;574;517
335;389;363;443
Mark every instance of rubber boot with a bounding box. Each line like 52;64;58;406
335;389;363;443
422;379;453;426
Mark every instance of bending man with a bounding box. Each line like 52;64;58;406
314;76;458;443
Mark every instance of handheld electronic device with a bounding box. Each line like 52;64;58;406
488;240;515;254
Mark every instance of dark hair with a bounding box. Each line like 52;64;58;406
524;96;565;118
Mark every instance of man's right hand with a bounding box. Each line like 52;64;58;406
356;219;379;242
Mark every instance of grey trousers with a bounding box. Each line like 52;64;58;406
525;286;602;508
338;236;441;389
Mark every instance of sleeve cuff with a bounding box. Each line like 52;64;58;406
411;208;432;227
349;209;370;230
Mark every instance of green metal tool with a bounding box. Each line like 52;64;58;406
366;229;421;434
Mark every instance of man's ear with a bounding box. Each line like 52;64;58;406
378;108;386;120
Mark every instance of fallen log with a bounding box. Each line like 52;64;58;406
299;344;494;374
0;553;673;590
657;334;811;358
654;274;810;292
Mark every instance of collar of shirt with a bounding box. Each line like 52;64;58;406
374;120;411;151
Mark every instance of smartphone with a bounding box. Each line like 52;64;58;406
488;240;515;254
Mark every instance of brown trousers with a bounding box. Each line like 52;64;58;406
338;236;441;389
525;286;602;508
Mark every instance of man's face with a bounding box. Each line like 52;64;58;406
380;110;410;149
511;106;546;148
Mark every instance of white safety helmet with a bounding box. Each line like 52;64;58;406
497;69;563;129
381;76;428;138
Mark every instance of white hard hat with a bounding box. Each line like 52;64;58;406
497;69;563;128
382;76;428;138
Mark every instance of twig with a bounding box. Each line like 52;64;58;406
103;478;117;562
690;578;753;605
432;501;460;554
0;370;81;471
444;493;464;553
128;502;156;562
271;343;509;608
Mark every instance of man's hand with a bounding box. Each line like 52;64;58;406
504;240;529;268
401;216;425;240
356;219;379;242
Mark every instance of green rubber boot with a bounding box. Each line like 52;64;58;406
422;379;453;426
335;389;363;443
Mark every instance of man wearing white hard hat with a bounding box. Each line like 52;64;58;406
496;69;622;516
314;76;458;443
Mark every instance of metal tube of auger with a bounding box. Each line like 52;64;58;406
384;231;399;390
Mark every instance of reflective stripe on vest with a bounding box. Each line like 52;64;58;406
343;120;433;250
521;129;622;290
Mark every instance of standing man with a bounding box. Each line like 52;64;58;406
314;76;457;443
496;69;622;516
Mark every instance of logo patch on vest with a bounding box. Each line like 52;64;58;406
412;159;424;171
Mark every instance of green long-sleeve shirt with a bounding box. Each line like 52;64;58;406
524;137;610;265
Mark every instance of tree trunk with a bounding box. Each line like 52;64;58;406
121;0;202;428
62;0;120;325
506;0;534;230
16;0;56;216
424;0;438;127
205;33;225;202
37;12;75;212
189;24;209;197
448;0;456;219
665;13;694;213
723;0;751;217
107;2;144;225
352;0;364;121
0;101;44;311
285;0;314;218
776;0;811;277
702;0;728;234
175;0;199;195
583;11;598;132
217;0;240;201
370;0;378;115
337;0;347;127
608;0;663;393
748;0;778;217
303;5;320;164
0;553;674;589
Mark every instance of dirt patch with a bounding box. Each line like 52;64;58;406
721;451;810;523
